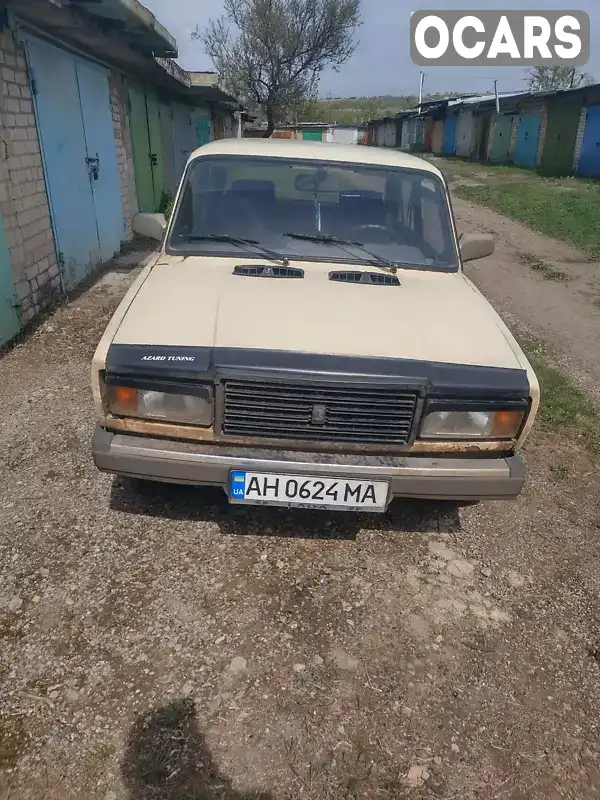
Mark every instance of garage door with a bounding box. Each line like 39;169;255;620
25;35;122;290
514;114;542;167
302;130;323;141
578;105;600;177
442;115;457;155
455;110;473;157
158;101;176;194
172;104;197;183
490;115;514;162
195;114;212;147
542;103;581;174
129;85;165;213
0;212;19;345
332;128;356;145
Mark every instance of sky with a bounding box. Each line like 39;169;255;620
142;0;600;98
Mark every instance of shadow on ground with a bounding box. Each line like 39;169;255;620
109;477;462;540
122;698;273;800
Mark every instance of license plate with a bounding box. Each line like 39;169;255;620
229;471;390;512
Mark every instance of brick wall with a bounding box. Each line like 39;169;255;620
573;106;588;171
535;106;548;167
0;29;60;325
508;115;518;160
486;113;496;160
108;71;137;239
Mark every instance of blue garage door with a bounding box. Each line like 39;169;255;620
442;114;457;155
514;113;542;167
76;59;124;261
25;35;122;289
578;105;600;177
172;104;197;184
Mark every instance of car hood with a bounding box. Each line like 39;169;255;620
111;255;522;369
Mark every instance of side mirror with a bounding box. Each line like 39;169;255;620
131;213;167;242
460;233;495;263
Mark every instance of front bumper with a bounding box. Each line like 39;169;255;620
92;425;525;502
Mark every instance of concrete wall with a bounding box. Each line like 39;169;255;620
108;71;138;240
0;28;60;326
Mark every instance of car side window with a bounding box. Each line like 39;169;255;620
420;184;447;256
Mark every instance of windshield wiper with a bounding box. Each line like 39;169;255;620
184;235;290;266
282;232;398;274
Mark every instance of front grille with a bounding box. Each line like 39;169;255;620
222;380;419;444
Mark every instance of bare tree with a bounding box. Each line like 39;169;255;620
194;0;361;137
526;66;594;92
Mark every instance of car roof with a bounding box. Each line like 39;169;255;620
187;137;443;178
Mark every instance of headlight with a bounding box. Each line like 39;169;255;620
108;384;212;427
420;408;526;440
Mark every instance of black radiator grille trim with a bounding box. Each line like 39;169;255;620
222;379;419;444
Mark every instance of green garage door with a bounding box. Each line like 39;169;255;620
302;129;323;141
0;212;20;345
128;84;164;212
542;103;580;175
490;114;514;162
195;114;211;147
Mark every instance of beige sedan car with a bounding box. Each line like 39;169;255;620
91;138;539;513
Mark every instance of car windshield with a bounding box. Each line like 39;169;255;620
167;154;458;271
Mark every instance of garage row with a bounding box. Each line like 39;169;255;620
367;84;600;179
0;0;241;347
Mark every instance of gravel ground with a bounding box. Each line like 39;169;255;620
1;232;600;800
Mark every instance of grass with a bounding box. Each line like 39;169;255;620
549;462;570;480
158;190;174;220
428;156;531;177
92;743;115;763
519;335;600;457
454;179;600;258
519;253;570;282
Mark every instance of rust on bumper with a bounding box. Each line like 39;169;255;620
102;415;516;457
92;425;526;502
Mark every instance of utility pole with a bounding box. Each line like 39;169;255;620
418;70;425;113
494;80;500;114
570;67;576;89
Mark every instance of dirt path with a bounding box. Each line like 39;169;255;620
1;255;600;798
449;190;600;405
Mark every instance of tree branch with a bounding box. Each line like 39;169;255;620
196;0;361;132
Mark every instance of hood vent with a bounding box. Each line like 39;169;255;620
233;265;304;278
329;270;400;286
